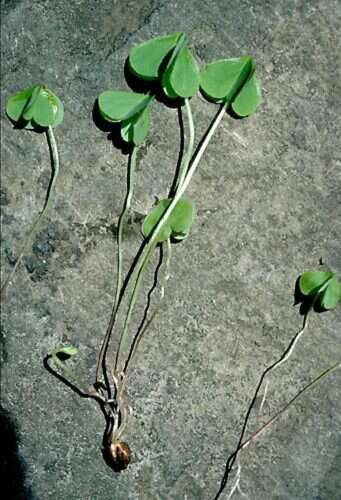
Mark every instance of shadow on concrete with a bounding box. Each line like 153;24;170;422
0;405;34;500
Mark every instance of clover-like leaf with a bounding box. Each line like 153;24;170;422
162;45;200;99
128;32;183;80
121;105;151;145
56;345;78;357
142;198;194;243
200;57;254;102
98;90;152;122
231;74;263;117
6;84;64;129
320;277;341;310
299;271;333;296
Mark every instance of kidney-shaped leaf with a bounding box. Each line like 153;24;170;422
231;74;263;117
200;57;253;102
98;90;152;122
142;198;194;243
163;45;200;99
320;277;341;310
128;32;183;80
299;270;333;296
121;105;151;145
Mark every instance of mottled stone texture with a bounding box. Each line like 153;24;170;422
1;1;341;499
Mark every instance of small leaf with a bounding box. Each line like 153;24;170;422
121;105;151;145
167;198;194;241
57;345;78;357
128;32;183;80
32;89;57;127
231;74;263;117
6;84;64;128
299;270;333;296
6;85;37;122
143;199;172;243
320;277;341;310
142;198;194;243
98;90;151;122
200;57;253;102
162;45;200;98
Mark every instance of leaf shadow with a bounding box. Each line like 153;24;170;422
294;275;329;314
123;57;183;110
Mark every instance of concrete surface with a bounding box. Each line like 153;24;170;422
1;0;341;499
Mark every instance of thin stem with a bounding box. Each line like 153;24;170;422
114;147;137;312
1;126;60;299
113;100;227;372
214;308;313;499
217;360;341;500
239;360;341;453
95;147;137;383
124;237;172;377
175;99;195;191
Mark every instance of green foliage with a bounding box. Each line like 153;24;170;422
142;198;194;243
299;270;341;310
98;90;152;145
128;32;200;99
162;45;200;98
128;32;183;80
200;57;262;116
6;84;64;129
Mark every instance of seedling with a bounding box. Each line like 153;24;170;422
1;84;63;298
42;32;262;470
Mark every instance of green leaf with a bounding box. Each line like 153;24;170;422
56;345;78;357
142;198;194;243
162;45;200;98
200;57;254;102
6;84;38;122
299;270;334;296
128;32;183;80
6;84;64;128
231;74;263;117
98;90;151;122
320;277;341;310
121;105;151;145
168;198;194;241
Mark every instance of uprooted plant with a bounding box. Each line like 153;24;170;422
41;32;263;470
1;84;63;298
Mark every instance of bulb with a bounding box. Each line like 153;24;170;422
106;440;131;471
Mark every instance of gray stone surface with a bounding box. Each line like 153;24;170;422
1;0;341;499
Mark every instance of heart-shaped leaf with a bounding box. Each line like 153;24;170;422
6;84;64;128
98;90;152;122
200;57;254;102
128;32;183;80
299;271;333;296
320;277;341;310
121;105;151;145
142;198;194;243
162;45;200;99
231;74;263;117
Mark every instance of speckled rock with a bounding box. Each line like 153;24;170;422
1;1;341;499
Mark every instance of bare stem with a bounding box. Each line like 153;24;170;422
95;147;137;383
1;126;59;299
